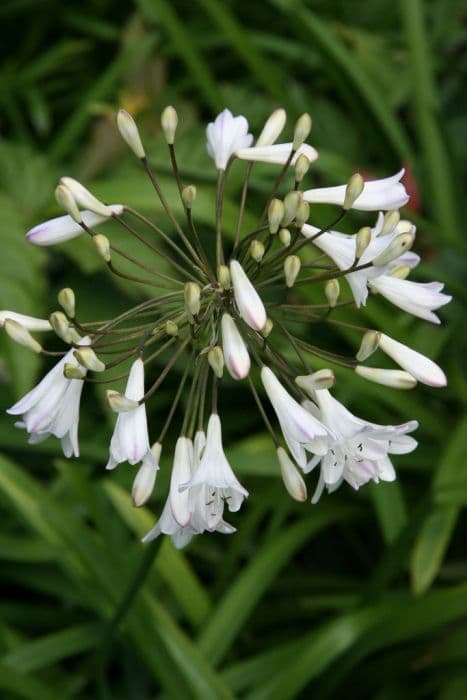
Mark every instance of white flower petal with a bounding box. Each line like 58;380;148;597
0;311;51;331
369;275;451;324
206;109;253;170
236;142;318;165
26;205;124;246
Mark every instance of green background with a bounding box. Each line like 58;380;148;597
0;1;466;698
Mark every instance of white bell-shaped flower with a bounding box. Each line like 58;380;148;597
26;206;124;246
261;366;329;468
105;358;154;470
7;337;91;457
369;276;451;324
303;169;409;211
206;109;253;170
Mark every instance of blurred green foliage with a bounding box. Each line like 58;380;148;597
0;0;466;698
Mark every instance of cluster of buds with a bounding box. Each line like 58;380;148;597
0;106;450;548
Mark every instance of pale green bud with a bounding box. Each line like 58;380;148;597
279;228;291;247
325;278;340;307
261;318;274;337
277;447;307;502
74;347;105;372
161;106;178;145
55;184;82;223
182;185;196;209
294;154;311;183
396;220;414;235
208;346;224;378
356;330;381;362
218;265;231;290
50;311;80;344
64;363;86;379
184;282;201;318
343;173;364;210
294;200;310;229
165;320;179;337
4;319;42;353
106;389;140;412
296;369;335;394
268;198;285;234
356;226;372;259
293;113;312;151
284;255;301;288
60;177;111;218
380;209;400;236
249;239;265;263
355;365;417;389
116;109;145;158
390;264;411;280
281;191;302;227
256;108;287;147
93;234;111;262
372;232;414;266
58;288;75;319
132;443;161;506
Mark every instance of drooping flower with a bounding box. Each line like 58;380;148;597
230;260;267;331
180;414;248;530
206;109;253;170
303;389;418;502
106;358;154;470
261;367;329;468
26;205;124;246
369;276;452;324
7;337;91;457
378;333;447;387
303;170;409;211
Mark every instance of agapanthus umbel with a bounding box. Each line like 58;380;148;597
1;106;450;548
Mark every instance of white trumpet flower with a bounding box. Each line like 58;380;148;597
206;109;253;170
7;337;91;457
261;366;329;468
369;276;451;324
26;205;124;246
106;358;154;470
303;169;409;211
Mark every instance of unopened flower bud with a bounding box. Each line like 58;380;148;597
165;320;178;337
268;198;285;234
221;313;250;380
256;108;287;147
50;311;80;344
325;278;340;307
282;191;302;227
218;265;231;290
355;365;417;390
74;347;105;372
55;184;82;223
208;346;224;378
93;234;111;262
380;209;400;236
64;363;86;379
356;226;372;259
132;443;161;506
390;264;411;280
116;109;145;159
277;447;307;502
294;200;310;228
279;228;291;247
60;177;111;218
182;185;196;209
4;319;42;353
184;282;201;318
293;113;312;151
58;288;75;319
250;239;265;263
106;390;140;412
284;255;301;288
343;173;364;210
261;318;274;337
230;260;267;331
396;220;414;235
296;369;335;394
295;154;311;183
356;330;381;361
161;106;178;145
372;232;414;266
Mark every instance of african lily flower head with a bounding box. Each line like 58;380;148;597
1;106;450;547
